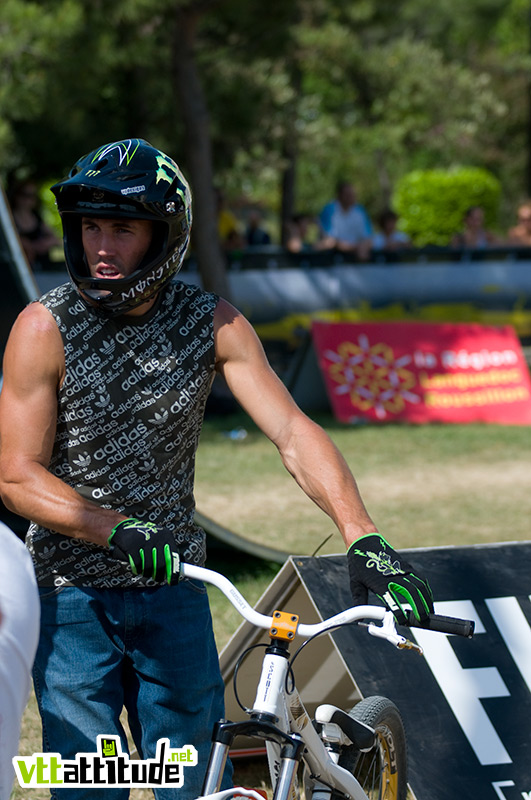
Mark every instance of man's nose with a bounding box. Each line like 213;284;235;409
97;233;115;256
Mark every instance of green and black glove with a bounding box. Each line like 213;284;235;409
108;518;183;585
347;533;434;625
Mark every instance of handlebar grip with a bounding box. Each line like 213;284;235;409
405;612;475;638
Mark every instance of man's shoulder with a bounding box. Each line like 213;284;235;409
7;299;64;360
17;299;57;330
38;281;76;307
170;279;218;306
320;199;337;219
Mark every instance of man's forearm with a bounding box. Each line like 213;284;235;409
0;462;124;546
277;418;378;547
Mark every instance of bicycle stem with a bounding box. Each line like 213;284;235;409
252;644;291;718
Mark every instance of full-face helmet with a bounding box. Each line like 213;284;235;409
51;138;192;315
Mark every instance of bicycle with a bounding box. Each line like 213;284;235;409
181;561;475;800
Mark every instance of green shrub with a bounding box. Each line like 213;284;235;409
39;181;63;238
393;166;501;247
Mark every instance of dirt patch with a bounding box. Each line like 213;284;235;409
196;456;531;555
359;458;531;502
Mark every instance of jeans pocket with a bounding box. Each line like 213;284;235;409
180;577;207;595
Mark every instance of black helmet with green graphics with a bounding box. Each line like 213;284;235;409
51;138;192;316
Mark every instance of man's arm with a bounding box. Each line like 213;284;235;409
214;299;378;548
0;303;124;545
214;300;434;621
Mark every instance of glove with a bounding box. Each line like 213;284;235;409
347;533;433;625
108;518;183;585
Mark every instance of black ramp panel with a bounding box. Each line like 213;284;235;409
294;543;531;800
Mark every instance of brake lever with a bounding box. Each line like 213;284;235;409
361;611;424;655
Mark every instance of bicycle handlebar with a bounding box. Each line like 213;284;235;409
182;563;474;645
405;611;475;638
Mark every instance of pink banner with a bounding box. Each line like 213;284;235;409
311;321;531;424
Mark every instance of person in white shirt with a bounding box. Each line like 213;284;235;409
0;522;39;800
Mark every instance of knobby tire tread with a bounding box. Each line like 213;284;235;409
335;695;408;800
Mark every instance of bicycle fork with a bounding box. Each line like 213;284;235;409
201;640;304;800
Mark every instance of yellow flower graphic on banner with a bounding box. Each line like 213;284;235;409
325;334;421;419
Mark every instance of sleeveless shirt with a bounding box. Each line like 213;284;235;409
27;280;218;588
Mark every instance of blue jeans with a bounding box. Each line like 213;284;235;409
33;580;233;799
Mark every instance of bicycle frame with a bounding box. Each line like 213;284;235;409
201;634;374;800
261;651;374;800
185;563;414;800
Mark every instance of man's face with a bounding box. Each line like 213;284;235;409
81;217;153;280
338;183;357;208
466;208;484;229
518;207;531;230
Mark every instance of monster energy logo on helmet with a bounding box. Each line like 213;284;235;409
51;138;193;317
92;140;141;167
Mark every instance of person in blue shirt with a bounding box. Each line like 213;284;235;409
319;180;373;260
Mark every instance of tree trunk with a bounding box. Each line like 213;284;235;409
375;148;392;209
170;6;231;300
527;3;531;197
280;64;302;247
280;141;297;247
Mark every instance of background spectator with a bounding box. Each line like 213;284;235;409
285;213;339;253
319;180;373;260
372;209;411;251
7;178;61;271
507;201;531;247
245;210;271;246
286;213;318;252
451;205;500;249
216;187;245;250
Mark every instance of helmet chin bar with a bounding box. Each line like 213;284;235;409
83;288;113;300
76;265;166;317
73;258;155;317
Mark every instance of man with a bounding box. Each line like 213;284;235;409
319;180;373;259
0;139;433;800
508;201;531;246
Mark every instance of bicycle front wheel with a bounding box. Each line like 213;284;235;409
337;695;408;800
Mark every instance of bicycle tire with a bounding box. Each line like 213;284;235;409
335;695;408;800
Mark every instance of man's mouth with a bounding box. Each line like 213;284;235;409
95;264;122;279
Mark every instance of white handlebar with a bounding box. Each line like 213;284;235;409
182;563;409;648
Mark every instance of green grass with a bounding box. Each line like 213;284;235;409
196;411;531;556
204;552;280;649
197;409;531;654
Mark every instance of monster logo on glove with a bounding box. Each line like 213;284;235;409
347;533;434;625
108;518;183;585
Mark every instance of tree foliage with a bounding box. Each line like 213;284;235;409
0;0;529;271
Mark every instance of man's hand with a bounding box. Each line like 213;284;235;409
347;534;433;625
108;519;183;585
